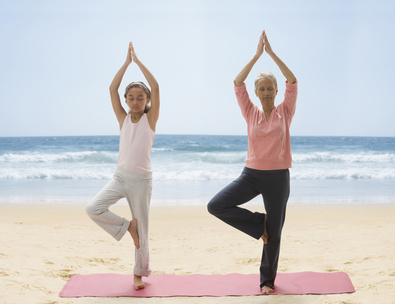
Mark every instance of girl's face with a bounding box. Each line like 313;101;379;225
255;78;278;107
125;87;149;114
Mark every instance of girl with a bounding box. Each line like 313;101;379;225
86;41;159;290
208;30;297;294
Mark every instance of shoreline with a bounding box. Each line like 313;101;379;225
1;203;394;303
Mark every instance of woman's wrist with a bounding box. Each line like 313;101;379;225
267;50;276;59
254;52;262;60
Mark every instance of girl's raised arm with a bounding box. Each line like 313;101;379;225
130;42;160;132
109;44;132;129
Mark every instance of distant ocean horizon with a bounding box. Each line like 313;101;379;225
0;135;394;205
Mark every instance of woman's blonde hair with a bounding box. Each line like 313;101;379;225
124;81;151;113
254;72;277;90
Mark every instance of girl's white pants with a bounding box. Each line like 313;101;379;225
86;166;152;277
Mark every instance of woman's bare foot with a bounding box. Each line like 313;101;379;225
261;285;274;294
128;219;140;249
134;274;145;290
261;214;268;244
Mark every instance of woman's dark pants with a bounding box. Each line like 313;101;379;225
207;167;290;289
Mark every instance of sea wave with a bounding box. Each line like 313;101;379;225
293;152;395;163
2;150;393;165
0;166;393;181
291;168;395;180
1;144;394;181
0;151;118;163
0;167;113;180
157;151;246;164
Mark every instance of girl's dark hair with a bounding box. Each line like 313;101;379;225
124;81;151;99
124;81;151;113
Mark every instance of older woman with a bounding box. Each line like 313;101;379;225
208;30;297;294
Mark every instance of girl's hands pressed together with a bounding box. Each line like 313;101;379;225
129;41;140;64
126;42;133;65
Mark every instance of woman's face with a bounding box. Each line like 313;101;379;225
125;87;149;114
255;78;278;107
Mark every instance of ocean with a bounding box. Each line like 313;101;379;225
0;135;394;205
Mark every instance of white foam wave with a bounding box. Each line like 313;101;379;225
152;147;174;152
293;152;395;163
153;151;246;164
154;170;239;181
0;151;118;163
1;150;393;166
291;168;395;180
0;167;113;180
0;166;394;181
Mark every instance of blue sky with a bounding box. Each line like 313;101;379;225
0;0;394;137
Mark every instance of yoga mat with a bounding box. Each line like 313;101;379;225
59;272;355;298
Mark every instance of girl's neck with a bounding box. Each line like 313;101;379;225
130;112;144;123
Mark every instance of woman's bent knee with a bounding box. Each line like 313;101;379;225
207;199;221;215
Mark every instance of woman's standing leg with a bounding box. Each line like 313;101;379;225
259;169;290;289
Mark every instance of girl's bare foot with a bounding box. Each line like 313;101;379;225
128;219;140;249
261;285;274;294
134;274;145;290
261;214;268;244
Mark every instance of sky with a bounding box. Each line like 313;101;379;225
0;0;394;137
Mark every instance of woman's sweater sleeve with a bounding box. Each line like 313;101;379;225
234;83;255;121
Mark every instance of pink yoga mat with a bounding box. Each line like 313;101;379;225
59;272;355;298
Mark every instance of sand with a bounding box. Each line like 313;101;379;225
0;202;394;304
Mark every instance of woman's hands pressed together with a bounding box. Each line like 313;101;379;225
262;31;274;56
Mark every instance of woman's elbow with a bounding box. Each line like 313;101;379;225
234;79;243;87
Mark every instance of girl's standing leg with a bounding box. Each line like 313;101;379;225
122;171;153;278
259;169;290;289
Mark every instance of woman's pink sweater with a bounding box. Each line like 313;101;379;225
235;81;298;170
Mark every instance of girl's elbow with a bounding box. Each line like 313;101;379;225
151;83;159;91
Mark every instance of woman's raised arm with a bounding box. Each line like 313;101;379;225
234;31;265;87
263;31;296;84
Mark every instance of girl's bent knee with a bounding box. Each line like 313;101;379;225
86;203;99;218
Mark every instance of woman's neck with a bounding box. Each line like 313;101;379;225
262;104;274;122
262;103;274;115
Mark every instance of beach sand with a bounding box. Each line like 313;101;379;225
0;203;394;304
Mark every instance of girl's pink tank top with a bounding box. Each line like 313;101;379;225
117;113;155;174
